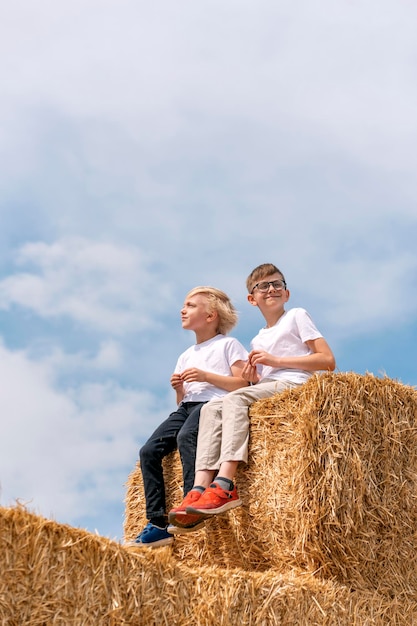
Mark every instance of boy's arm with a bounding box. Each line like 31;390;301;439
249;337;336;372
171;372;185;404
180;360;249;391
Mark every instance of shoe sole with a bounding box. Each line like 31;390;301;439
168;497;203;524
125;537;174;549
169;512;207;526
186;498;242;515
168;510;188;524
167;520;206;534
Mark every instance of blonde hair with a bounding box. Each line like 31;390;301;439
186;286;238;335
246;263;286;293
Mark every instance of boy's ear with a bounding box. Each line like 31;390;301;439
207;310;218;321
247;294;258;307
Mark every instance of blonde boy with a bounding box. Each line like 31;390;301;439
128;286;248;548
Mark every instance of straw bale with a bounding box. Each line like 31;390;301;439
2;504;417;625
124;372;417;596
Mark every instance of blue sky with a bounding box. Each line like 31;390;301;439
0;0;416;541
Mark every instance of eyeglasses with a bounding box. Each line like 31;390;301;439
251;280;287;294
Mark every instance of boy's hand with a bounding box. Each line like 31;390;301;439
180;368;207;383
242;360;259;384
248;350;277;368
170;373;184;390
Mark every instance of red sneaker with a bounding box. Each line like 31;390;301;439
168;489;204;526
186;483;241;515
167;517;206;534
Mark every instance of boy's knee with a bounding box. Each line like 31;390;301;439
139;440;155;463
177;427;196;452
223;389;251;409
201;399;223;419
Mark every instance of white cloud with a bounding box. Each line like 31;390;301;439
34;340;125;379
0;237;174;334
303;249;417;336
92;340;124;370
2;227;415;348
1;1;417;170
0;340;168;535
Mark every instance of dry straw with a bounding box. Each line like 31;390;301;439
2;504;417;625
2;372;417;624
125;373;417;596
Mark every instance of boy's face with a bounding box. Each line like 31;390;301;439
247;272;289;313
181;294;215;331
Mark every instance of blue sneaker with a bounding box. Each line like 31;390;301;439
126;523;174;548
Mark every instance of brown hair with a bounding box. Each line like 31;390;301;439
246;263;286;293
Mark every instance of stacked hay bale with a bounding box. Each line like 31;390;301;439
2;372;417;624
2;504;417;625
124;372;417;598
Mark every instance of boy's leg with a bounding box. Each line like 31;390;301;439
185;380;300;519
139;404;189;523
176;401;205;496
218;379;299;465
193;384;285;473
168;399;223;531
194;397;225;472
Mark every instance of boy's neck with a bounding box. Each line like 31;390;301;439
263;309;286;329
194;329;220;344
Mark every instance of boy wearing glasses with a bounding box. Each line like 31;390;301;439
169;263;335;531
128;286;248;548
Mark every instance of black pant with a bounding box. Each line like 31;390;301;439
139;401;205;521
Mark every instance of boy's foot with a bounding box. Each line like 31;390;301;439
168;488;204;526
186;483;242;515
125;522;174;548
167;518;206;534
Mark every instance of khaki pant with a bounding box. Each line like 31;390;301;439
195;379;301;471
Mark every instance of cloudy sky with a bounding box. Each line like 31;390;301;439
1;0;416;541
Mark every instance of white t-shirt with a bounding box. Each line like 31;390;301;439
250;307;323;384
175;334;248;402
